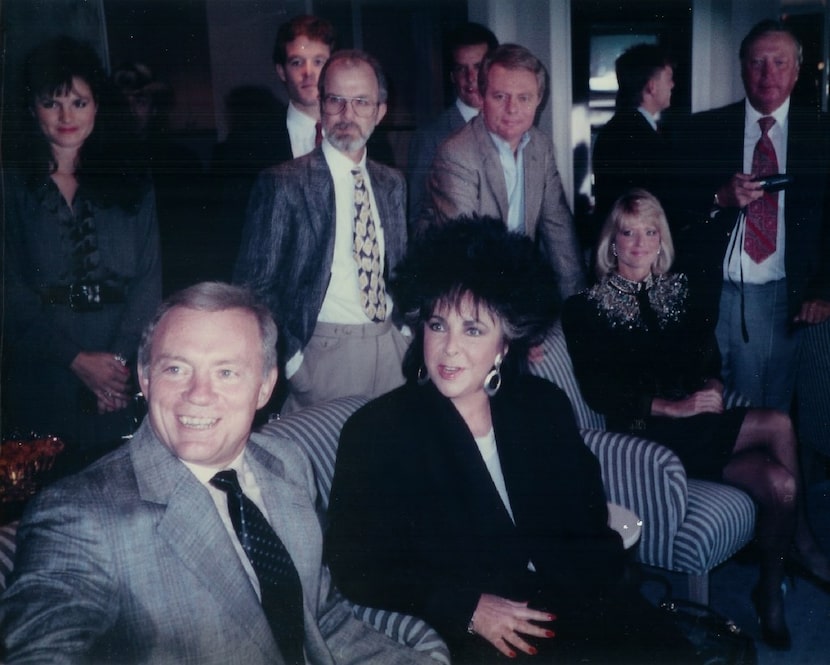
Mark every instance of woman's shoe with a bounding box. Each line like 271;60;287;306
751;586;792;651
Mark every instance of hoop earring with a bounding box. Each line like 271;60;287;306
417;365;430;386
483;353;503;397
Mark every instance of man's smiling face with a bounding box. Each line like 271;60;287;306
139;306;276;468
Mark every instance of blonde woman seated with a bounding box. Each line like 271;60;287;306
562;189;830;650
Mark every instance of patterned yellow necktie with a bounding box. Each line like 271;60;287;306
351;167;387;322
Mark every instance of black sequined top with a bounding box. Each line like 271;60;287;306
562;271;722;429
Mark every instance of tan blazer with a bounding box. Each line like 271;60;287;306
422;114;586;300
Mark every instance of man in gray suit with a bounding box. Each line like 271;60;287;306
406;22;498;226
0;282;432;665
421;44;586;301
235;50;408;413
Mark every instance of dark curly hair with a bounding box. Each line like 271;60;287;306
391;216;559;381
14;36;148;210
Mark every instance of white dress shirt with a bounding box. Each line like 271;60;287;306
286;101;318;158
317;139;391;324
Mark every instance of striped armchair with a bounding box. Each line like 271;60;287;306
259;398;451;664
531;321;756;604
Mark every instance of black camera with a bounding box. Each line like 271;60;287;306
753;174;794;192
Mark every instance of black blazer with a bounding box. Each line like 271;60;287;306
592;109;673;222
325;376;624;648
675;100;830;322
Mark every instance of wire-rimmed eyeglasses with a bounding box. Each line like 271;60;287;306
322;94;379;118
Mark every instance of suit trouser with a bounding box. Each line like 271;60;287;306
282;319;409;414
796;319;830;456
716;279;801;411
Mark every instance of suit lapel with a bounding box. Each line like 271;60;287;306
522;131;544;236
246;441;323;615
420;386;517;533
490;389;564;538
306;148;336;243
131;425;276;657
471;116;510;222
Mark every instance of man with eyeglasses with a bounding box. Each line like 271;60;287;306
234;50;409;413
420;44;586;303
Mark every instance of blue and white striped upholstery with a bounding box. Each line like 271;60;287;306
260;397;451;663
531;322;756;601
0;522;18;592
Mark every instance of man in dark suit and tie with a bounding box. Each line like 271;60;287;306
0;282;432;665
592;44;675;234
406;22;498;226
679;19;830;411
211;15;335;281
235;50;409;413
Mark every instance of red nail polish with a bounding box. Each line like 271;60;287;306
528;647;538;655
545;630;555;638
508;651;516;659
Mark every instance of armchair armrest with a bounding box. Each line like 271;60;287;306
580;428;688;570
724;389;750;409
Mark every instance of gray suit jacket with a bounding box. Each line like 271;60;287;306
0;422;430;665
422;114;586;300
234;147;407;364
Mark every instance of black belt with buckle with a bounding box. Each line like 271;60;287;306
41;283;126;311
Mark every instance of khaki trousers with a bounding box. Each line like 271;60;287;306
281;319;409;414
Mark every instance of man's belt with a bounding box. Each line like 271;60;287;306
41;283;126;311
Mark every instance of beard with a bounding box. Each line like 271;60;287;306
325;120;372;155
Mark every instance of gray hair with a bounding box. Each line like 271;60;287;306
595;189;675;279
137;282;278;377
319;49;388;104
739;19;803;66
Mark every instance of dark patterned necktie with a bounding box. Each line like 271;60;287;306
211;470;305;664
351;167;387;322
314;121;323;148
744;116;779;263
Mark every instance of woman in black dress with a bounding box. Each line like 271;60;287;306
327;217;697;664
562;189;829;650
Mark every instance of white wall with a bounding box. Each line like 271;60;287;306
690;0;780;113
469;0;574;209
205;0;308;140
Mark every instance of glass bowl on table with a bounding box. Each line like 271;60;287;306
0;433;65;506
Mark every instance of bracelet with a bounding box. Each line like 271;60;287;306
467;618;476;635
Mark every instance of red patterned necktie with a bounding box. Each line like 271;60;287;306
744;116;779;263
352;167;387;322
